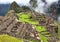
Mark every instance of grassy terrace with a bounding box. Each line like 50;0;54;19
17;13;38;25
0;34;23;42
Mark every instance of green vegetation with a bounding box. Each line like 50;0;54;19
34;25;48;42
39;34;48;42
0;34;23;42
17;13;38;25
54;21;60;42
34;25;46;32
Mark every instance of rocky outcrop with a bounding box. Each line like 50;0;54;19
9;1;31;13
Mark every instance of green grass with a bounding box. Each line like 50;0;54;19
39;34;48;42
17;13;38;25
34;25;51;42
34;25;46;32
34;26;48;42
0;34;23;42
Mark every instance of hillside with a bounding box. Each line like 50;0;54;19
0;1;59;42
0;10;58;42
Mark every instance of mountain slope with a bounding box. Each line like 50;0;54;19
0;10;58;42
0;1;59;42
9;1;31;13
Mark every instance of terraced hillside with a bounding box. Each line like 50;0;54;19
0;1;59;42
0;10;58;42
